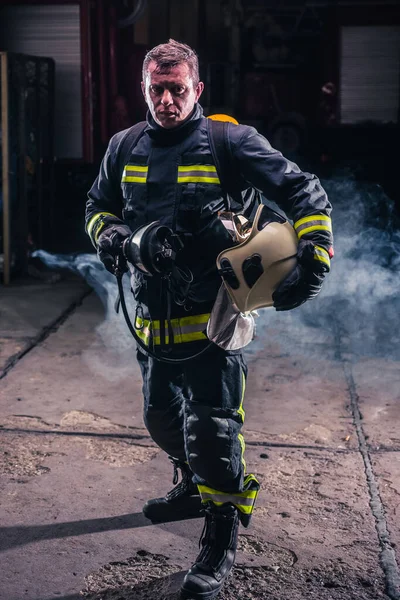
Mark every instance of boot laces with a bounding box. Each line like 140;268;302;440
165;457;195;501
172;461;179;485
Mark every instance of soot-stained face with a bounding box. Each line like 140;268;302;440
142;61;204;129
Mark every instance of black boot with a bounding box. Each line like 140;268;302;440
181;503;239;599
142;457;204;523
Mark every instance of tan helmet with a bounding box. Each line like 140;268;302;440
216;204;298;313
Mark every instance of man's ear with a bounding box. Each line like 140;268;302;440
195;81;204;102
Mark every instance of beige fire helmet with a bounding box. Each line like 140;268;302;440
216;204;298;314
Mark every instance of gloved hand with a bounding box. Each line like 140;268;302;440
272;239;328;311
97;223;132;274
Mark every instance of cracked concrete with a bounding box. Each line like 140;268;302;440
0;274;399;600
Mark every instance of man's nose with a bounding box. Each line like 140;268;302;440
161;89;173;105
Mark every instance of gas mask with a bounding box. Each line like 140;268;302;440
122;221;181;276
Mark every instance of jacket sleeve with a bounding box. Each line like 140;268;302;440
85;131;126;247
231;125;333;271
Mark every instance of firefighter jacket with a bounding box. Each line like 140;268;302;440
86;104;333;314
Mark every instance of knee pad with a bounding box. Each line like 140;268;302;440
185;402;243;489
144;407;185;461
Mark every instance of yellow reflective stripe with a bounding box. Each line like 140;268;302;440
122;176;147;183
236;503;254;515
152;313;210;330
198;487;258;501
152;323;208;336
87;211;121;245
198;478;260;515
297;224;332;238
185;313;209;325
134;318;152;345
238;369;246;472
152;331;207;345
180;330;207;342
124;165;148;172
135;316;150;328
86;214;100;238
122;165;148;183
294;214;332;228
238;433;246;473
178;165;218;172
87;212;117;239
244;473;259;487
238;370;246;423
178;165;220;184
200;493;255;507
314;245;331;268
198;476;260;514
178;176;220;184
315;254;330;267
175;313;210;326
294;215;332;239
202;500;255;515
134;314;209;345
135;328;150;344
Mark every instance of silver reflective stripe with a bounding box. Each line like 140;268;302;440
178;169;218;178
315;247;329;259
200;493;255;506
295;219;331;234
152;322;206;336
123;169;147;178
86;212;118;245
314;246;330;268
122;165;148;183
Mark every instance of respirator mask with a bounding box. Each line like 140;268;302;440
122;221;179;276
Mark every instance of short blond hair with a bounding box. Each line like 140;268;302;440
142;39;200;85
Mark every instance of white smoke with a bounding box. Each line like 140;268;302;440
32;250;139;381
33;169;400;365
249;168;400;360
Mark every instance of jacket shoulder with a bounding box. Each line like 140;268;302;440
201;117;260;155
227;122;259;146
109;121;148;152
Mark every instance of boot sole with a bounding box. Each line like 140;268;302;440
180;577;226;600
180;586;221;600
143;500;204;524
146;509;204;524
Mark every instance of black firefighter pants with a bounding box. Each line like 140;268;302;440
136;343;248;493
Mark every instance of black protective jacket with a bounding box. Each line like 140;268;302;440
86;104;333;314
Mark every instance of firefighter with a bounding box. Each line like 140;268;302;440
85;39;333;600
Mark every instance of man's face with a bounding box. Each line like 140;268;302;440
142;61;204;129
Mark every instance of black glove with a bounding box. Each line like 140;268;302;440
97;224;132;274
272;239;327;312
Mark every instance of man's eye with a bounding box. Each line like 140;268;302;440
150;85;163;94
173;86;185;95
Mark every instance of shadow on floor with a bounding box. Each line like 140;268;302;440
0;512;152;552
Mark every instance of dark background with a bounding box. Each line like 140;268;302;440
0;0;399;280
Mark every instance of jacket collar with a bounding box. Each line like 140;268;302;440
146;103;203;145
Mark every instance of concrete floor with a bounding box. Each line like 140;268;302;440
0;266;399;600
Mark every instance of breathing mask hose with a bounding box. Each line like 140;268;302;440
115;269;215;364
